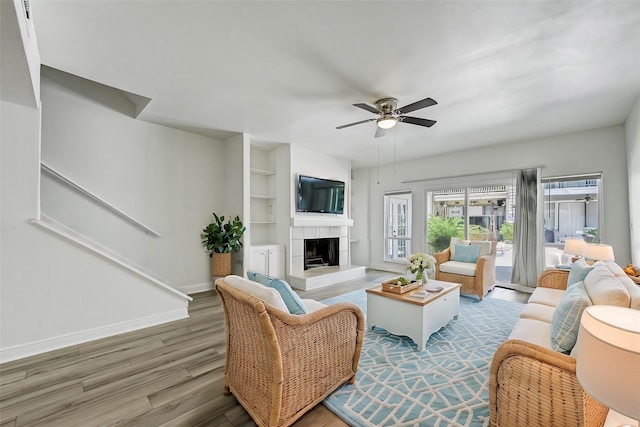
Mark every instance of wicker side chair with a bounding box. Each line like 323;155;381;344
434;240;497;301
215;277;365;427
488;269;609;427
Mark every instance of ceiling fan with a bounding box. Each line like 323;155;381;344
336;97;438;138
576;195;597;203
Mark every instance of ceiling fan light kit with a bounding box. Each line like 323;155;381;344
377;116;397;129
337;96;438;137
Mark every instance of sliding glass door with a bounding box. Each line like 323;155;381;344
426;183;515;287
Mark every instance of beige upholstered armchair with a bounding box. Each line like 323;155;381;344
215;275;365;427
434;239;497;301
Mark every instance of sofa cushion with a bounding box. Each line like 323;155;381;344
583;265;631;307
439;260;477;277
527;287;566;308
450;237;469;258
470;240;492;257
508;318;553;350
617;275;640;310
223;275;289;312
567;259;594;288
452;244;480;263
550;282;592;354
519;302;556;323
255;273;309;315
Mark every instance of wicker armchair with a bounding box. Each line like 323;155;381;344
434;241;497;301
215;277;365;427
488;269;609;427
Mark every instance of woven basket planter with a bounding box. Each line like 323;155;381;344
212;252;232;277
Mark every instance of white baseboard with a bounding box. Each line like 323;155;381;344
180;282;214;295
0;308;189;364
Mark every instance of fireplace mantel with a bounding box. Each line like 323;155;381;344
290;216;354;227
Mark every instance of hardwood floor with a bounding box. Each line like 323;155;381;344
0;271;528;426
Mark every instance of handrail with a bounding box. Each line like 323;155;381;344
32;216;192;302
40;162;162;237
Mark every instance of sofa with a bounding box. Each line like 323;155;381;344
489;260;640;427
214;274;365;427
434;238;497;301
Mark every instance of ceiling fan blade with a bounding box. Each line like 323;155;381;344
336;118;377;129
396;97;437;114
400;116;437;127
353;103;382;114
375;127;386;138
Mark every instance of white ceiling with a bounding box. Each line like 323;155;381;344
31;1;640;168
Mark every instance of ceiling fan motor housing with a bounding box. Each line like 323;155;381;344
375;98;399;114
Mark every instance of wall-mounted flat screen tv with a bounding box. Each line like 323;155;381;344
297;175;345;215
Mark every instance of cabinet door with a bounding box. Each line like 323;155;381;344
268;246;285;278
250;248;268;275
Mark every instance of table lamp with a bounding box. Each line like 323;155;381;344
583;243;615;262
564;238;586;262
576;306;640;426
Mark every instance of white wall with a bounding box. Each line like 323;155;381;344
39;68;227;289
224;134;248;276
354;125;632;273
626;97;640;266
1;100;190;362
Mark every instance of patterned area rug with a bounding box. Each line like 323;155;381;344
321;289;525;427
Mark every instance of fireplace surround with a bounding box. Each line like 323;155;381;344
304;237;339;270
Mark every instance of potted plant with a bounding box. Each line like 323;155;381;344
201;213;246;277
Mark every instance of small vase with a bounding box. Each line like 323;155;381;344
415;269;426;285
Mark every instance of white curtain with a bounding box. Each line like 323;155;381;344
511;168;544;288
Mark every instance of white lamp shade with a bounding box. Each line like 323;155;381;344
583;243;615;261
576;306;640;420
563;238;586;256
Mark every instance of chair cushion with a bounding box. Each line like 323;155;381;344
508;318;553;350
583;265;630;307
255;273;309;315
550;281;592;354
223;275;289;312
470;240;492;257
452;244;480;263
439;260;477;277
527;287;566;307
519;302;556;323
567;259;594;288
302;299;328;313
450;237;469;259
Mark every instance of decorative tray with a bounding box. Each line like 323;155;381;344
381;278;420;294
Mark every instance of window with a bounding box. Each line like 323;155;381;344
542;173;602;245
384;192;412;262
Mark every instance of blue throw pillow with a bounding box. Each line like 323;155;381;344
452;244;480;263
550;281;592;354
567;259;594;288
246;271;258;281
255;273;308;315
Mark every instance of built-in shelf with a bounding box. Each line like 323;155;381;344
250;194;275;199
250;167;275;176
251;220;276;224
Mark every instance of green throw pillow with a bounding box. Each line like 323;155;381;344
255;273;308;315
567;259;594;288
550;281;592;354
452;244;480;263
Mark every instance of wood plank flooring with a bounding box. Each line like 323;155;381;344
0;270;528;426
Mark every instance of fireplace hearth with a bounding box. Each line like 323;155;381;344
304;238;339;270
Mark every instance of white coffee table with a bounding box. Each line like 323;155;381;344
366;280;461;351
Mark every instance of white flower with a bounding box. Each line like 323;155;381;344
406;252;435;273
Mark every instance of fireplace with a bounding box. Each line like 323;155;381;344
304;238;339;270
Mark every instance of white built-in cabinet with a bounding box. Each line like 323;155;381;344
249;144;284;277
250;245;285;278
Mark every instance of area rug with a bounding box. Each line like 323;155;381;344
321;290;525;427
